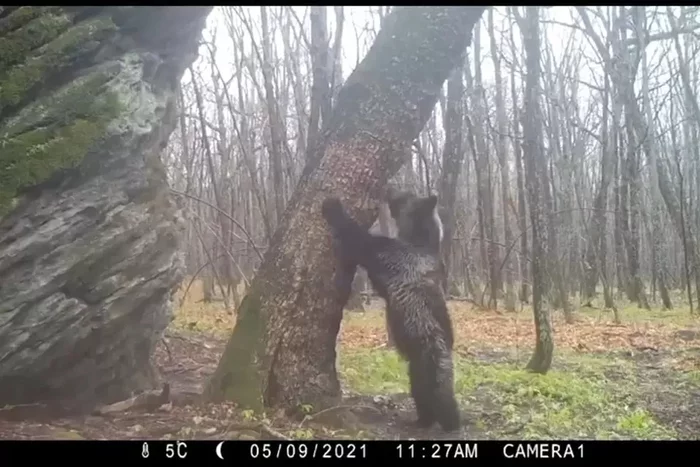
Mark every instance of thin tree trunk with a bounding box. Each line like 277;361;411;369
489;8;515;312
438;66;465;295
259;7;286;227
508;7;529;304
190;67;233;313
308;6;331;160
583;70;613;307
518;6;553;374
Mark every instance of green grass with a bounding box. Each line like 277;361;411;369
577;303;698;327
340;348;408;394
684;370;700;385
477;281;700;328
573;285;700;326
338;347;678;440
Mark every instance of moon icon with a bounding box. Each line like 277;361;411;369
216;441;225;460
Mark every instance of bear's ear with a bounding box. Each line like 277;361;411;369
387;189;412;218
385;185;401;201
420;195;438;213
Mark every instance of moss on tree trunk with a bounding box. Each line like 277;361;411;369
205;6;487;414
205;287;266;410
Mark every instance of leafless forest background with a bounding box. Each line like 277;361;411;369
164;5;700;320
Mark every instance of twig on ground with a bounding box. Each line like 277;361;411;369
260;423;291;440
299;404;381;427
501;414;531;435
163;331;193;342
215;422;291;440
501;422;527;435
161;337;174;365
94;383;170;415
0;402;42;412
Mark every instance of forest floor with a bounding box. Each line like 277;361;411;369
2;282;699;440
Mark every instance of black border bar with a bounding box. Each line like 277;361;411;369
0;439;696;462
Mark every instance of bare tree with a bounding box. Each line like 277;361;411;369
489;9;516;312
438;66;465;294
517;6;554;373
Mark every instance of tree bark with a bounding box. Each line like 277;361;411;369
259;7;286;228
582;72;612;305
471;21;499;309
489;9;515;312
518;6;554;374
343;275;366;312
308;6;331;160
204;6;487;412
437;67;464;295
619;10;649;309
0;6;211;412
507;10;530;303
376;201;396;347
613;89;627;296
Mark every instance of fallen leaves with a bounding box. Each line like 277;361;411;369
340;301;700;355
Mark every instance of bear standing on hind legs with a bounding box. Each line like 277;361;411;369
321;189;460;432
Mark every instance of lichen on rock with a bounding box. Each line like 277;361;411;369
0;7;48;36
0;75;123;217
0;14;117;112
0;9;72;70
0;9;122;217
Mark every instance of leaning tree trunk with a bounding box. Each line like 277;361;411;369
204;6;487;412
0;6;211;412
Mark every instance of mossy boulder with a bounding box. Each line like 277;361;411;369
0;9;121;217
0;6;212;413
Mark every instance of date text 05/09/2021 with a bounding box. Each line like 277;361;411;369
249;442;368;459
396;442;584;459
